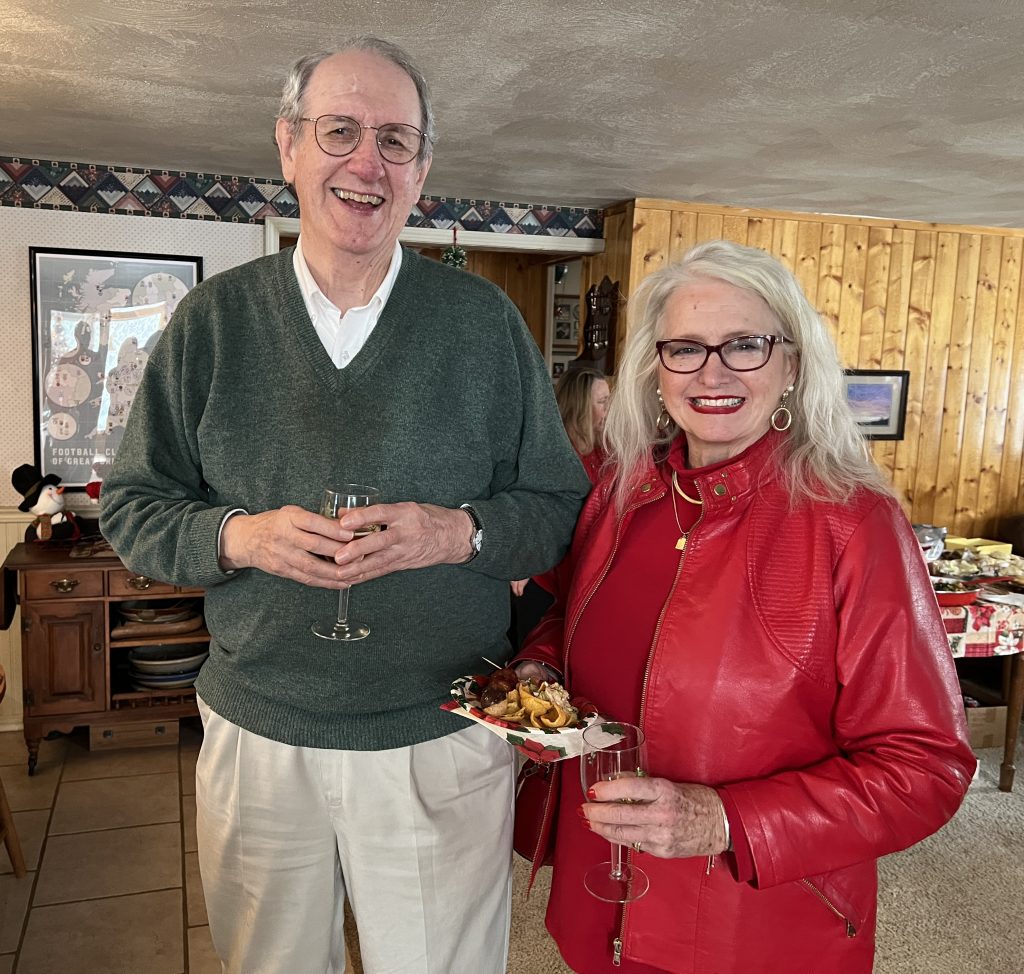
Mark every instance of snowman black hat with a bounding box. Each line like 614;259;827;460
12;464;62;513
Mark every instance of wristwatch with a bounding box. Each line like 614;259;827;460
459;504;484;562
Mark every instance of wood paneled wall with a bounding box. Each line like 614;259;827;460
417;249;549;346
584;198;1024;539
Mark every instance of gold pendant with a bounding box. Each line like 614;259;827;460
676;535;687;551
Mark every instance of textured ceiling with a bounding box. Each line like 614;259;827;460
3;0;1023;227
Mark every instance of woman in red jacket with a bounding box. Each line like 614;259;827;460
517;240;975;973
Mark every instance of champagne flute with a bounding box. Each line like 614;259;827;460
312;484;380;641
579;721;650;902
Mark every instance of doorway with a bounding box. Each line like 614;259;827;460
263;218;602;372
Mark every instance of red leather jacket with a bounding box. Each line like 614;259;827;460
520;434;974;973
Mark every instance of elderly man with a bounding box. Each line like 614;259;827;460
100;37;589;974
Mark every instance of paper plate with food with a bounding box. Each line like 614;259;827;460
442;668;612;762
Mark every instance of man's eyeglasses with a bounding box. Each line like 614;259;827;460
299;114;426;165
656;335;790;374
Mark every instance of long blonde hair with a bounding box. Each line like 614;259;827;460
555;365;607;456
604;240;890;509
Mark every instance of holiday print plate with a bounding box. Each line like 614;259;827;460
442;674;620;763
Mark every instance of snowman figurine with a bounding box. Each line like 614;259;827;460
11;464;81;543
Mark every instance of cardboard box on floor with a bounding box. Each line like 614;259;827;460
964;704;1007;750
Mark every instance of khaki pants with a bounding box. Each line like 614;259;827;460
195;696;516;974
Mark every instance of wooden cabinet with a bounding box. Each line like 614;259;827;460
22;601;105;716
0;542;202;773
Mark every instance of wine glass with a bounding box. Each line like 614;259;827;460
311;484;380;641
579;721;649;902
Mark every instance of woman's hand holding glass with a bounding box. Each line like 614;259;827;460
579;722;649;902
582;776;730;861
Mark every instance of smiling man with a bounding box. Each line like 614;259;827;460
100;37;590;974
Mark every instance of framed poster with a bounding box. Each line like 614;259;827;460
843;369;909;440
30;248;202;489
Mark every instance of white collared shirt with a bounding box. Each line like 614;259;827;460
292;237;403;369
217;237;404;567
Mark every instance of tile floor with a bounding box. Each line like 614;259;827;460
0;718;220;974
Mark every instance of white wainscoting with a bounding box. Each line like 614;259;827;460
0;509;30;731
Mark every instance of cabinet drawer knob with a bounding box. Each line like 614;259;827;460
50;577;80;593
92;642;102;655
127;575;153;591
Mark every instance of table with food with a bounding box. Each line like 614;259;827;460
927;542;1024;791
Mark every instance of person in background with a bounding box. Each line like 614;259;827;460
554;364;611;481
510;365;611;647
100;37;589;974
517;240;975;973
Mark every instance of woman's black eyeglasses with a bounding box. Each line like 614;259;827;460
656;335;790;374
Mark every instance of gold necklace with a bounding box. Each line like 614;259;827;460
669;472;702;551
671;471;703;506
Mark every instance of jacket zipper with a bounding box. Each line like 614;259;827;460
533;486;663;902
524;760;556;879
613;480;706;966
800;879;858;938
563;488;663;675
636;481;704;724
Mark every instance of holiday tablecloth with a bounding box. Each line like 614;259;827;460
941;601;1024;658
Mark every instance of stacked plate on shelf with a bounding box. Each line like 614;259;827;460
128;643;209;691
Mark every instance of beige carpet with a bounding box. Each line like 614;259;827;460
347;741;1024;973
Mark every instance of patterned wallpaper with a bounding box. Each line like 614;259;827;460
0;155;603;237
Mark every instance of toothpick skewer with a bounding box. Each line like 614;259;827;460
482;656;503;670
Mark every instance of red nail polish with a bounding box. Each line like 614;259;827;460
576;806;587;819
586;787;597;800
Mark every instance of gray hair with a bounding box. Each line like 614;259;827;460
603;239;890;509
277;37;435;164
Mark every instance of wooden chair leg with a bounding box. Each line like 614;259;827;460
0;777;26;878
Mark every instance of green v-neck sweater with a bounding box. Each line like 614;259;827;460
100;247;590;749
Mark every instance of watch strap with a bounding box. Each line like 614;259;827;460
459;504;483;562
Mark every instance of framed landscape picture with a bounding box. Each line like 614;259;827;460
30;247;202;489
843;369;909;440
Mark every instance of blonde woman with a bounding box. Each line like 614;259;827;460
554;365;611;481
517;241;974;974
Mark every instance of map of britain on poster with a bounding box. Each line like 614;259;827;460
31;249;202;488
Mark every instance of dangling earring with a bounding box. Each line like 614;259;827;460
771;385;795;432
656;388;674;433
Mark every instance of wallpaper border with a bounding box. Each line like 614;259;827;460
0;156;603;237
